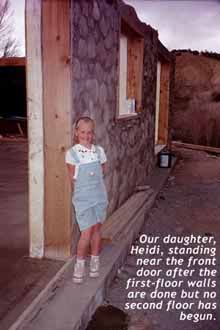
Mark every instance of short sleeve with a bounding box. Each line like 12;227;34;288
98;146;107;164
65;148;78;165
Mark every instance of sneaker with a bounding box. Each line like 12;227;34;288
89;255;100;278
73;259;85;284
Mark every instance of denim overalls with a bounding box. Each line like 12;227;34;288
70;146;108;231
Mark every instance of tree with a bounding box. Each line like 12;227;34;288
0;0;20;57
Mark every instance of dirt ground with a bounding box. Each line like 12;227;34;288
0;141;64;330
0;141;29;276
88;147;220;330
1;142;220;330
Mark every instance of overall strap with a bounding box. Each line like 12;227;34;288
69;148;80;164
95;145;101;162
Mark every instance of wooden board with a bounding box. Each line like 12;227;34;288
102;189;153;242
155;61;161;144
0;57;25;67
172;141;220;154
42;0;72;260
25;0;44;258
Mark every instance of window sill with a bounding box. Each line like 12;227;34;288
155;144;166;155
116;113;139;121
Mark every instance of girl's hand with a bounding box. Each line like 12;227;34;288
66;164;75;190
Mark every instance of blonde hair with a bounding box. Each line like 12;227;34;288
73;116;95;145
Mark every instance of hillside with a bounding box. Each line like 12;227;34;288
172;51;220;147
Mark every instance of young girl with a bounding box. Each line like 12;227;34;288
65;117;108;284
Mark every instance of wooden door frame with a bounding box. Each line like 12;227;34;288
25;0;73;260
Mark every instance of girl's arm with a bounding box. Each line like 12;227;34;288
66;164;75;190
102;162;106;175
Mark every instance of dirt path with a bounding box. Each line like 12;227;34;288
98;148;220;330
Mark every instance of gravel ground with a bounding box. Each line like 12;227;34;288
92;148;220;330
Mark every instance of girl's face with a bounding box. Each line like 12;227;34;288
76;121;94;148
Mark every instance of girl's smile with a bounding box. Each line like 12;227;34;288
76;122;94;148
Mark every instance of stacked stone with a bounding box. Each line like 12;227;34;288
71;0;159;215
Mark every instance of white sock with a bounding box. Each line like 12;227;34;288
76;258;85;265
91;255;99;261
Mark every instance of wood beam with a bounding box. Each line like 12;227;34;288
172;141;220;154
0;57;25;67
42;0;72;260
26;0;72;260
25;0;44;258
158;62;170;144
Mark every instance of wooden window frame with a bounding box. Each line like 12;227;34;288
155;58;171;154
117;19;144;119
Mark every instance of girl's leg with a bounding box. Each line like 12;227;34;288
77;226;93;258
90;223;102;256
73;226;93;283
89;223;102;278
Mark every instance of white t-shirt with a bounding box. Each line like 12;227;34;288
65;144;107;179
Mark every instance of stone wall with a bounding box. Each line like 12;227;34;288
71;0;163;215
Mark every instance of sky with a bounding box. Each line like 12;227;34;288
11;0;25;56
125;0;220;52
10;0;220;56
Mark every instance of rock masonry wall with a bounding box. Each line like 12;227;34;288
71;0;158;215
